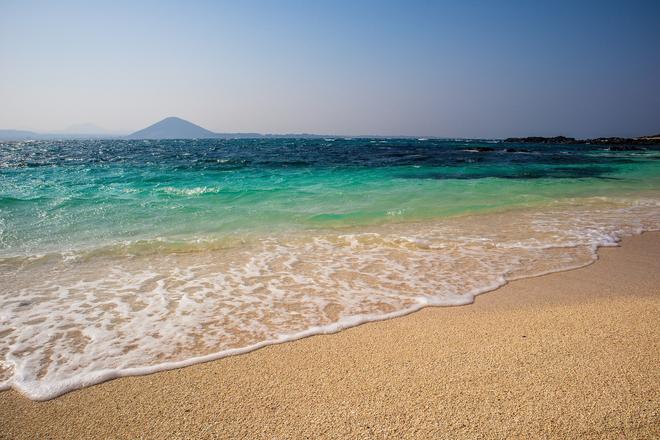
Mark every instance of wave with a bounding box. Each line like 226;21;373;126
160;186;222;196
0;197;659;400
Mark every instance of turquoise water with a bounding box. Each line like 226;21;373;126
1;138;659;400
2;138;659;255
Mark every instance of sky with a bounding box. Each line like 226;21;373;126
1;0;659;138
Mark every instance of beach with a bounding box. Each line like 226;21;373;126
1;232;658;439
4;138;659;402
3;0;660;437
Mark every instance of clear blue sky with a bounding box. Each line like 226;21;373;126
1;0;659;137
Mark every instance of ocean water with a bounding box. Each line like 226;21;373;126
1;138;659;400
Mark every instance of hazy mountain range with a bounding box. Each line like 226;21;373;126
124;117;264;139
0;117;339;141
1;117;658;142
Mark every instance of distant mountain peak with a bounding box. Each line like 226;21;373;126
126;117;218;139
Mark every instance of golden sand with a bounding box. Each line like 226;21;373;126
1;233;659;439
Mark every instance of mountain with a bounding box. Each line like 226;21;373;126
0;123;115;141
126;117;219;139
0;129;42;141
0;129;118;141
1;116;443;140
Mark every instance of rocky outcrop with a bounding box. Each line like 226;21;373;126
503;136;577;144
504;135;660;146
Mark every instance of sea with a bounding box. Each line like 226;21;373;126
1;137;659;399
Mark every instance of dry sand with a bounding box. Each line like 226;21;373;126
1;233;659;439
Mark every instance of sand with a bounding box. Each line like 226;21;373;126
1;232;659;439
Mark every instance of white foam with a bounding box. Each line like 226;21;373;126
1;197;659;400
160;186;221;196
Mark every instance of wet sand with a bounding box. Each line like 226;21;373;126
1;232;659;439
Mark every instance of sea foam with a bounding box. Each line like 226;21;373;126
0;197;659;400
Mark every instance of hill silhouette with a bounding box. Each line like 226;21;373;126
126;117;219;139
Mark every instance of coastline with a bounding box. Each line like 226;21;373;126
1;233;659;439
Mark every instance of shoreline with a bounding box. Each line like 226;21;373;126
1;232;659;438
3;224;653;402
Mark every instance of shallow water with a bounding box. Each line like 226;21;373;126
1;138;659;399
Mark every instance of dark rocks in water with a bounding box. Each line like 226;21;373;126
504;136;577;144
608;145;645;151
504;148;531;153
505;135;660;146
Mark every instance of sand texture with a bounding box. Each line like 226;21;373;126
1;233;659;439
